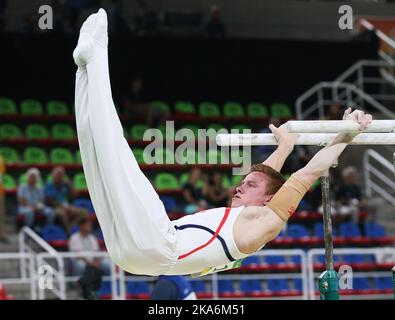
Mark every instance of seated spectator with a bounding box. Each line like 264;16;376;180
44;166;88;234
182;167;207;214
68;217;110;277
317;166;367;227
206;171;229;207
17;168;56;230
335;166;367;224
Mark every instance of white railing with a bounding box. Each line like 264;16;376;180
120;249;308;300
363;149;395;206
2;246;394;299
295;81;395;120
334;60;395;105
37;251;120;300
0;252;36;299
307;247;395;300
19;227;66;299
359;18;395;65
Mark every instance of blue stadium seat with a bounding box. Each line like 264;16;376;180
127;281;150;298
41;225;67;242
293;279;303;291
286;224;309;238
267;279;289;293
240;279;262;295
344;254;365;264
277;229;286;238
98;281;112;298
242;256;261;266
364;222;386;237
218;280;235;295
73;198;94;214
316;255;325;264
366;254;376;263
70;225;79;235
375;277;392;290
314;222;337;237
190;280;207;294
290;255;301;264
159;196;176;212
339;222;361;237
353;277;370;290
265;255;286;265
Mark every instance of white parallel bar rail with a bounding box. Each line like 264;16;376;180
37;251;118;300
0;253;36;300
307;248;395;300
285;120;395;133
19;227;66;300
217;132;395;147
363;149;395;206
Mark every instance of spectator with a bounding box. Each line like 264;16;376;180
151;276;196;300
17;168;57;230
0;155;7;243
68;217;110;277
335;166;366;224
44;166;88;234
206;171;229;207
182;167;207;214
205;4;226;38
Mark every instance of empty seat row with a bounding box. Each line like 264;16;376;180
1;123;250;141
277;222;387;239
0;147;81;165
0;146;247;168
128;123;250;141
0;98;293;118
0;123;76;140
2;172;87;191
0;99;71;116
171;101;292;118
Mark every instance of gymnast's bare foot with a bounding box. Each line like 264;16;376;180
73;8;108;69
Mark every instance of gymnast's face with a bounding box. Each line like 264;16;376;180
231;172;272;207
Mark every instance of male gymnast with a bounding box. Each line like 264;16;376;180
73;9;372;276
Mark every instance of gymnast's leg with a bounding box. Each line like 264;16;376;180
73;10;178;275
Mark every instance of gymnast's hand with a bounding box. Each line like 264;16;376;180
269;123;298;152
342;107;373;131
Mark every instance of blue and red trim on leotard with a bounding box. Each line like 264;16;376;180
174;207;236;262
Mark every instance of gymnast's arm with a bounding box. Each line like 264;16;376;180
235;110;373;254
262;124;297;172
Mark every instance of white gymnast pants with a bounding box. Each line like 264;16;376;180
74;12;248;276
